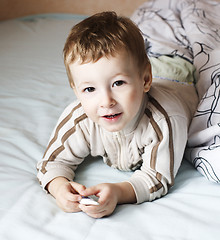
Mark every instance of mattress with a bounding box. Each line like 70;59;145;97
0;12;220;240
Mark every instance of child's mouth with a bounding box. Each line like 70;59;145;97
103;113;122;120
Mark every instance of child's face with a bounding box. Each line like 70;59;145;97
69;52;151;132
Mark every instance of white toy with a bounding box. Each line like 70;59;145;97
79;196;99;206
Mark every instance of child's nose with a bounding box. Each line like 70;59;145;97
101;91;116;108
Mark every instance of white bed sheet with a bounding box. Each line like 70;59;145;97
0;15;220;240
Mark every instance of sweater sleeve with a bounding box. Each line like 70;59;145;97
128;113;188;204
37;101;90;191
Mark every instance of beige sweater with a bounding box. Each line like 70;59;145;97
37;77;198;203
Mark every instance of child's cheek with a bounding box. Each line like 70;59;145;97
81;101;97;121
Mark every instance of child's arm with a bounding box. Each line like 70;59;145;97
78;182;136;218
47;177;86;212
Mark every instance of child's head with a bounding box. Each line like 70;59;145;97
63;11;151;87
63;12;152;132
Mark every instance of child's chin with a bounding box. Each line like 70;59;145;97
101;124;124;133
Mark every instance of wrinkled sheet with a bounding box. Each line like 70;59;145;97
131;0;220;183
0;13;220;240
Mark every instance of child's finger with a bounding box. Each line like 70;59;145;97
79;204;109;219
66;192;82;202
63;201;82;213
82;185;100;197
69;181;86;194
56;195;82;213
79;204;103;214
82;185;111;206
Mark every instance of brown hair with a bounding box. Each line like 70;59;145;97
63;11;150;86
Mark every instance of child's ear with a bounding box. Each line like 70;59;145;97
70;81;79;97
143;65;152;93
72;86;78;97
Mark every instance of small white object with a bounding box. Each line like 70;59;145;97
79;196;99;206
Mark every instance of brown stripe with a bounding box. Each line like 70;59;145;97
145;108;163;170
40;112;87;174
145;108;164;194
43;102;82;159
149;94;175;186
156;172;162;181
149;173;163;193
149;182;163;194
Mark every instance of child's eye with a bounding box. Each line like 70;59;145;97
113;80;125;87
84;87;95;93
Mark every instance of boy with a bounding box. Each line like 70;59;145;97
37;12;198;218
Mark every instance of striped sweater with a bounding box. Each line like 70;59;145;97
37;79;198;203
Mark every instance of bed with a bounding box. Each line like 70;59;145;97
0;0;220;239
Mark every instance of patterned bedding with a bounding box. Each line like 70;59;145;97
131;0;220;183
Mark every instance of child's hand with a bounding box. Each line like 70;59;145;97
78;183;118;218
79;182;136;219
47;177;85;213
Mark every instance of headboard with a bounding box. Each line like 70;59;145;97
0;0;148;21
